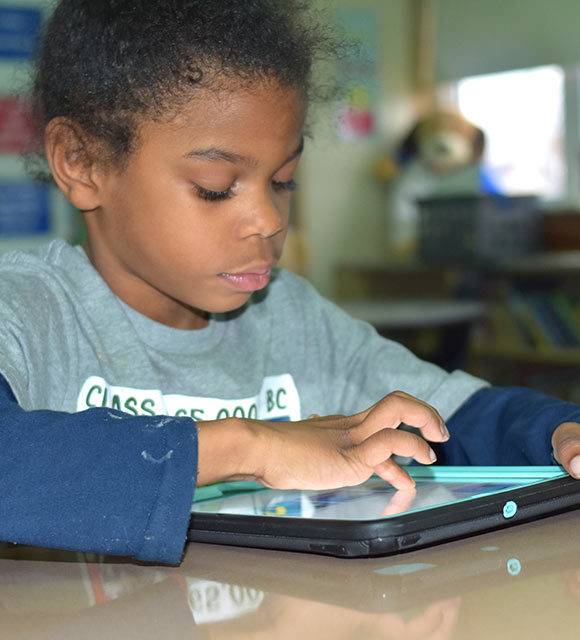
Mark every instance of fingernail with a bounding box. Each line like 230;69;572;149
440;420;449;440
429;447;437;462
569;455;580;478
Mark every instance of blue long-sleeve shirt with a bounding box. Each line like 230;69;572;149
0;374;196;565
440;386;580;465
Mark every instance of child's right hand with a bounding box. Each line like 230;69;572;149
196;390;449;490
552;421;580;479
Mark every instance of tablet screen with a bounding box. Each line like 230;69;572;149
192;467;566;522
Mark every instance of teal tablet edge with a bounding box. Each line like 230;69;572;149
192;466;567;505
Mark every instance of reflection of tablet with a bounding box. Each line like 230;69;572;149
188;466;580;557
187;509;580;614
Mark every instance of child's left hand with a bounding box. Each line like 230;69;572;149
552;422;580;478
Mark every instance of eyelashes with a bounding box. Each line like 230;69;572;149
195;186;232;202
272;178;298;193
195;179;298;203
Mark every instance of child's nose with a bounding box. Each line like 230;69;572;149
239;194;284;239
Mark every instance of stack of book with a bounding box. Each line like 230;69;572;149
505;289;580;350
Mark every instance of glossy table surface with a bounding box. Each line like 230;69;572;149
2;509;580;640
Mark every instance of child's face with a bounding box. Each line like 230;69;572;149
84;81;305;329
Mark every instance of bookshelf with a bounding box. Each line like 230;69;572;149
337;251;580;401
466;252;580;400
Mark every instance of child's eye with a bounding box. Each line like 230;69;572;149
272;179;298;193
195;185;233;202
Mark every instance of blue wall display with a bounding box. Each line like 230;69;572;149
0;7;43;59
0;182;50;235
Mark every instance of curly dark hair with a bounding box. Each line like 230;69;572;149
31;0;340;171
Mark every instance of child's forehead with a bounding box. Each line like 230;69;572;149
159;80;306;130
130;80;306;160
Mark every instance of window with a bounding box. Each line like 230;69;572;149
452;65;566;200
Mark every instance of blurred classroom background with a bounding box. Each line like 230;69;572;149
2;0;580;398
0;0;76;253
296;0;580;401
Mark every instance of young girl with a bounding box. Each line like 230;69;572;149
1;0;579;565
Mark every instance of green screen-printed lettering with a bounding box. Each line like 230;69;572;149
85;383;103;407
123;396;139;415
140;398;157;416
176;407;206;420
266;387;287;411
276;388;287;409
76;374;301;421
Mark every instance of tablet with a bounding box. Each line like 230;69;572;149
188;466;580;558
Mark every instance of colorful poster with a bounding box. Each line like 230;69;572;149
0;97;37;152
335;10;379;140
0;7;42;59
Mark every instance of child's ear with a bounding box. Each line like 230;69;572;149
44;117;105;211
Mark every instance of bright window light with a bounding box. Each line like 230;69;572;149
457;65;565;199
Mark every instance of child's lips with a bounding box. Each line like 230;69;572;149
221;268;272;292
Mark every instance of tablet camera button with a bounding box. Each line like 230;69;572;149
507;557;522;576
502;500;518;519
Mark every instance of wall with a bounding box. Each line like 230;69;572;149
434;0;580;81
300;0;580;298
298;0;415;298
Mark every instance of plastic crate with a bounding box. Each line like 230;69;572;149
417;194;539;264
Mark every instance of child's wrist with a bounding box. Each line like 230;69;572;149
196;417;260;485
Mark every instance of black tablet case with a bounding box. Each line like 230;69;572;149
188;469;580;558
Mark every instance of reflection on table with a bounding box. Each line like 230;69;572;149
1;509;580;639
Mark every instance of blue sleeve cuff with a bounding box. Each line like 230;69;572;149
439;386;580;466
136;417;198;564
